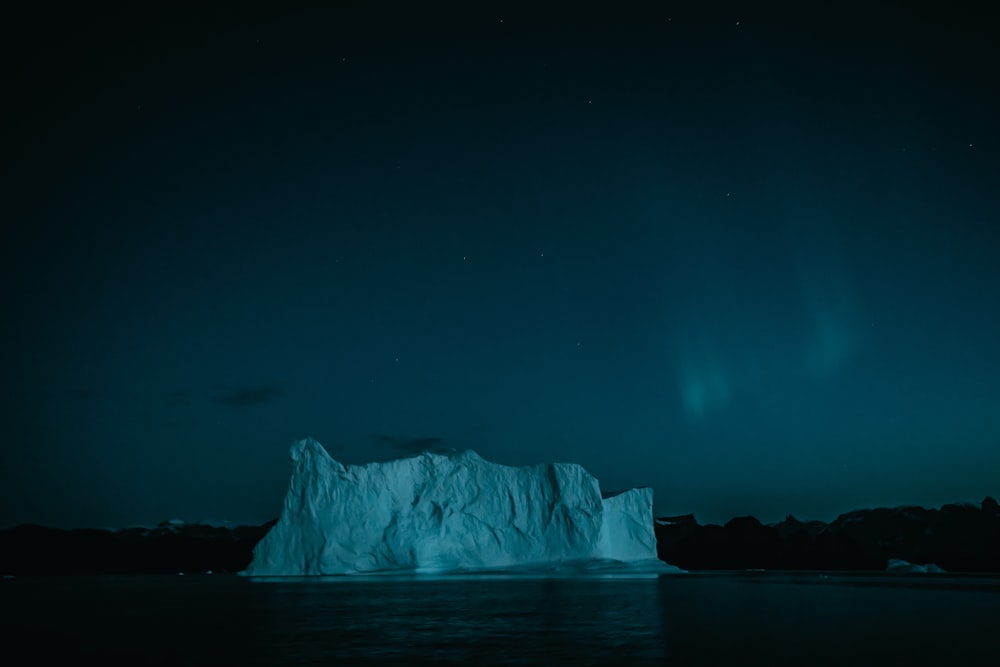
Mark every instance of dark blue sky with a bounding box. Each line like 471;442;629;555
3;3;999;529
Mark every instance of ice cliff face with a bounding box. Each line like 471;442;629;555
244;438;661;575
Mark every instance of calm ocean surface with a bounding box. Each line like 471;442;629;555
2;571;998;665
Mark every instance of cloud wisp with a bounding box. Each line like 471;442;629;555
214;386;284;407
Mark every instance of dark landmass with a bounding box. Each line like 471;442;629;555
2;498;998;576
656;497;1000;573
0;520;275;576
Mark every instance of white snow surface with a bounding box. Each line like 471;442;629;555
245;438;666;575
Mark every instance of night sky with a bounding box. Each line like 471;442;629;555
3;3;999;530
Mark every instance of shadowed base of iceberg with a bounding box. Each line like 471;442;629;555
245;557;684;581
443;557;682;575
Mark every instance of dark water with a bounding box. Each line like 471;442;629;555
2;571;998;665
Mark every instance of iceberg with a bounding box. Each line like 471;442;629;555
244;438;667;575
886;558;946;574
